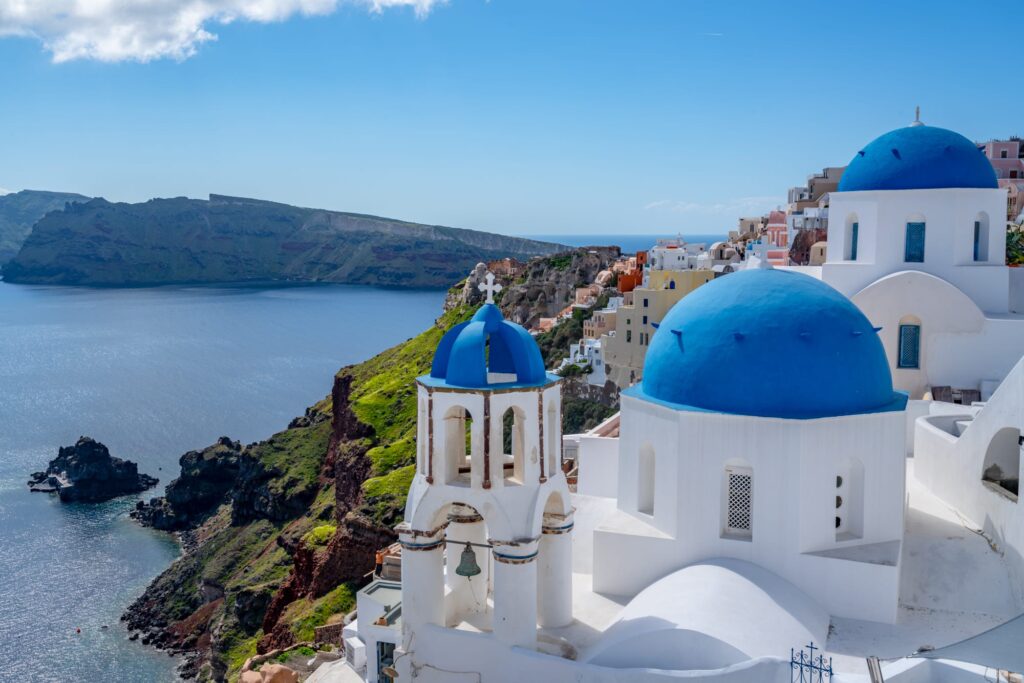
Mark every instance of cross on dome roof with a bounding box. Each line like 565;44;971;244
478;271;503;304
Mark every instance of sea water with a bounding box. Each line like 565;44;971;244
0;282;444;682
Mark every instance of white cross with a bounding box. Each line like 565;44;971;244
478;271;502;304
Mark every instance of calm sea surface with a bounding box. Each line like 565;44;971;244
0;282;444;682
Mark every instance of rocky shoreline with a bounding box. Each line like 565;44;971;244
27;437;158;503
116;252;624;681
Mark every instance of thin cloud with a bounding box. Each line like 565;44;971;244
0;187;11;196
645;196;780;216
0;0;447;63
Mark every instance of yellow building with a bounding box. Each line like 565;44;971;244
602;269;714;388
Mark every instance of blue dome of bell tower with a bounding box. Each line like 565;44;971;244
426;302;553;389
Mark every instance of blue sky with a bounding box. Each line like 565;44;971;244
1;0;1021;236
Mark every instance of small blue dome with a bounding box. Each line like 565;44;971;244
428;303;550;389
838;125;997;192
636;269;906;419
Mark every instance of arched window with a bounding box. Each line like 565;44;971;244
547;402;558;478
418;396;427;475
443;405;474;484
981;427;1021;501
835;458;864;541
897;315;922;370
845;214;859;261
637;443;655;515
905;219;926;263
722;462;752;540
501;406;525;485
973;212;990;262
669;279;676;290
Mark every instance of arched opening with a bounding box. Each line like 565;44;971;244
721;461;752;540
418;396;428;476
501;406;526;485
897;315;922;370
904;216;926;263
844;213;859;261
443;405;474;485
981;427;1021;501
547;402;558;479
973;212;990;262
637;443;656;516
835;458;865;541
437;503;493;629
537;490;572;629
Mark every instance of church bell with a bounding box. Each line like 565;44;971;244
454;542;482;578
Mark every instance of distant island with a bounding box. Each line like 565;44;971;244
0;189;91;264
2;194;566;288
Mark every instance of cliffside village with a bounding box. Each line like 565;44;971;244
243;124;1024;683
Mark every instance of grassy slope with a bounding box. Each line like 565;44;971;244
149;294;612;681
215;304;476;680
347;303;477;526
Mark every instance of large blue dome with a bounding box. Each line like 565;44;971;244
635;269;906;419
426;303;551;389
838;124;997;192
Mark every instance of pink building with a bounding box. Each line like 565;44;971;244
980;139;1024;221
764;210;788;248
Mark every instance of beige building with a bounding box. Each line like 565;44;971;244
584;308;617;340
602;269;713;388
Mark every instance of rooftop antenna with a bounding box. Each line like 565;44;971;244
911;105;924;127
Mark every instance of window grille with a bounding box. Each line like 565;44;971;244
726;468;752;535
904;222;925;262
898;324;921;369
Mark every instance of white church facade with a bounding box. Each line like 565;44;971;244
323;122;1024;683
817;118;1024;400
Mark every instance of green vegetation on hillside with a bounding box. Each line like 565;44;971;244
534;293;610;367
131;286;621;682
346;304;477;526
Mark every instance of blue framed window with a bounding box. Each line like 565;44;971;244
905;222;925;263
898;324;921;369
642;315;648;325
669;280;676;289
973;221;988;262
643;298;649;307
849;222;859;261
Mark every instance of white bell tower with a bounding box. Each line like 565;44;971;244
397;274;574;663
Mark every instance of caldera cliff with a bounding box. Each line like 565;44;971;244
122;249;620;681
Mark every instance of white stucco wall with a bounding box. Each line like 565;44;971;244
824;187;1009;312
576;434;620;498
850;271;1024;399
913;357;1024;608
593;395;906;623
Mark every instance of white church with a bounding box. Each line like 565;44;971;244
319;121;1024;683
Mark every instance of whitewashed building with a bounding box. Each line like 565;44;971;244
325;121;1024;683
